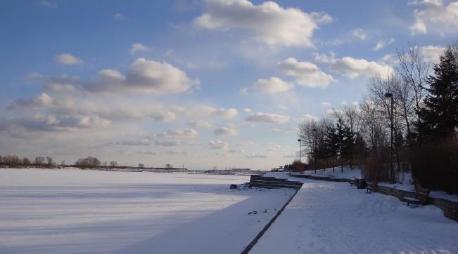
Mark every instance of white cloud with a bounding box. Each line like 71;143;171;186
245;153;267;159
419;45;446;63
130;43;150;55
373;38;395;51
113;13;125;20
213;126;237;136
253;77;292;94
245;112;290;124
55;53;83;65
410;0;458;35
160;128;198;139
8;93;53;110
187;106;238;119
315;53;394;79
16;113;111;132
86;58;195;94
301;113;318;122
321;101;332;108
208;140;228;150
278;57;334;88
124;58;194;93
188;120;213;129
195;0;332;47
352;28;367;40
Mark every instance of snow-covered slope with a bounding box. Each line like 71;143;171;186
251;179;458;254
0;168;294;254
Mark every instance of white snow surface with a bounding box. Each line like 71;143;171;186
251;177;458;254
299;166;362;179
0;168;294;254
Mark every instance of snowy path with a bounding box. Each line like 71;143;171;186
0;169;294;254
251;178;458;254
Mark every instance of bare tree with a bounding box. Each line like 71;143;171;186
396;45;430;119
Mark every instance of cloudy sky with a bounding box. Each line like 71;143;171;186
0;0;457;169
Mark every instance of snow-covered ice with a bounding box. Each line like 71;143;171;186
0;168;294;254
251;178;458;254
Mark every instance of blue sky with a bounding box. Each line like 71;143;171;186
0;0;457;169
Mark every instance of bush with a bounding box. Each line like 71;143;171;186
362;152;391;183
411;139;458;194
291;160;308;172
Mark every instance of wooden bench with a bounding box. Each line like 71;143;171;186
403;184;430;207
366;182;377;193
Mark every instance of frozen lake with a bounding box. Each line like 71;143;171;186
0;168;294;254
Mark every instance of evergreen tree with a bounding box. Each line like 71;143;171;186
417;47;458;142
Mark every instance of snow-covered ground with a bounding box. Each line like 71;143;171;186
0;168;294;254
251;178;458;254
299;166;362;179
292;167;458;203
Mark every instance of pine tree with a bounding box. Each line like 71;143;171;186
417;47;458;142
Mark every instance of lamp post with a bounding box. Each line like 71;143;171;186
297;139;302;162
312;128;317;174
385;92;394;183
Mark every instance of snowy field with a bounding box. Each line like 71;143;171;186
252;178;458;254
0;168;294;254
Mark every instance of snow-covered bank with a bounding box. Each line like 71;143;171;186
251;179;458;254
293;167;458;203
0;169;294;254
302;166;362;179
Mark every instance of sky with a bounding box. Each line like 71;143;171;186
0;0;457;169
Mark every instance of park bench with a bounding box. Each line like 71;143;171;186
402;184;430;207
366;181;378;193
351;178;367;189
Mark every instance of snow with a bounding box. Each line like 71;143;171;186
295;167;458;203
251;178;458;254
0;168;294;254
295;166;362;179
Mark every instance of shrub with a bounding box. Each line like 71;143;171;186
362;152;391;183
291;160;308;172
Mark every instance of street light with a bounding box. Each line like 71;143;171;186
385;92;394;183
312;128;317;174
297;139;302;162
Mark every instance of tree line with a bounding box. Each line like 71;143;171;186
298;44;457;193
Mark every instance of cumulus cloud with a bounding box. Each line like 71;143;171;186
208;140;228;150
245;112;290;124
113;12;126;20
28;58;195;95
8;93;53;110
15;113;110;132
159;128;198;139
373;38;395;51
253;77;292;94
85;58;195;94
55;53;83;65
278;57;334;88
124;58;194;93
188;120;213;129
410;0;458;35
213;126;237;136
187;106;238;119
245;153;267;159
314;53;394;79
130;43;150;55
419;45;446;63
352;28;367;40
195;0;332;47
